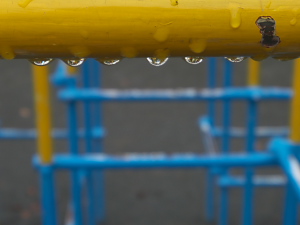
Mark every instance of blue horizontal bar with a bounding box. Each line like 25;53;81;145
212;127;289;138
0;127;104;139
218;175;286;187
199;116;289;138
58;87;292;102
33;153;278;169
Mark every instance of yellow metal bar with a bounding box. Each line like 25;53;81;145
248;59;260;86
290;58;300;142
32;65;53;163
0;0;300;59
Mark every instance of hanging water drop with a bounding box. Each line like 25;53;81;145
147;57;168;66
184;56;204;65
97;58;121;66
30;58;53;66
251;54;269;61
64;58;85;67
230;7;241;29
189;39;206;53
225;57;245;63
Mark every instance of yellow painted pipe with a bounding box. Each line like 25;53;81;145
32;65;53;163
248;59;260;86
290;59;300;142
0;0;300;59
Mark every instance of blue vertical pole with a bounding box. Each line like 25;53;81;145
40;165;57;225
82;60;96;225
208;57;217;126
91;60;103;152
68;100;83;225
219;59;233;225
85;171;96;225
283;182;299;225
90;60;106;222
220;186;229;225
242;99;257;225
206;168;215;221
206;58;217;221
222;59;232;154
82;61;93;153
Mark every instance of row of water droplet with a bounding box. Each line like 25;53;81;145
29;56;246;67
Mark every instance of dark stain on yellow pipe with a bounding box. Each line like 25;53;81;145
256;16;281;48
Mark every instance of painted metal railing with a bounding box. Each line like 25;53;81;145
32;58;300;225
200;59;289;225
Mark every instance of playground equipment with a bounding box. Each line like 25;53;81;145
0;1;292;224
29;56;299;225
200;59;289;225
0;0;300;60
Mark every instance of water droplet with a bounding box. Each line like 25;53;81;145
153;27;169;42
147;57;168;66
264;47;275;52
63;58;85;67
18;0;33;8
225;57;245;63
290;8;299;25
290;18;297;25
155;49;170;60
170;0;178;6
184;56;204;65
70;46;90;58
97;58;121;66
251;54;269;61
30;58;53;66
266;1;272;9
0;46;15;60
230;7;241;29
80;30;89;39
189;39;206;53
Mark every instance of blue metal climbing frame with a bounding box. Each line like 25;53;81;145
33;58;300;225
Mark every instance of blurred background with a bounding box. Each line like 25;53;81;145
0;58;293;225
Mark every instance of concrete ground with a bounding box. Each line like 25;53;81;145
0;58;294;225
